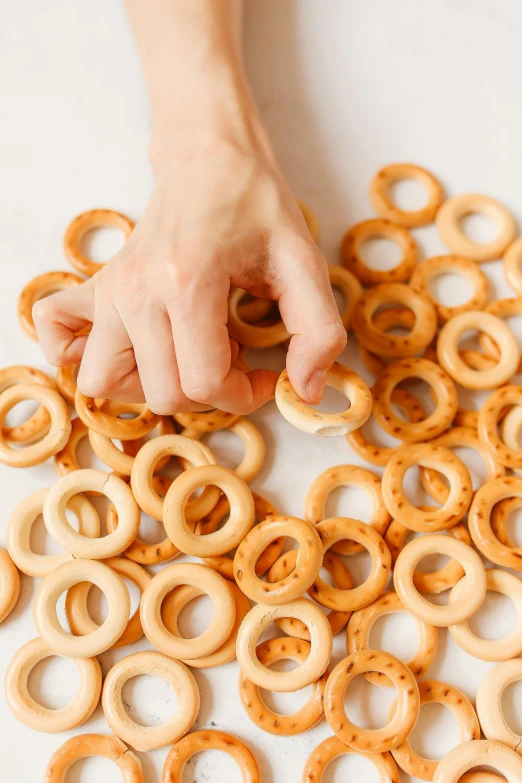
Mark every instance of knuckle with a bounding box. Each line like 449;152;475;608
147;395;182;415
181;379;222;405
77;374;110;400
32;297;55;325
112;256;149;311
43;350;67;368
322;321;347;352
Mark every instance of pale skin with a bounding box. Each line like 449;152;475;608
33;0;346;415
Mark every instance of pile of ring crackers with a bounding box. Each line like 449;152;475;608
3;162;522;781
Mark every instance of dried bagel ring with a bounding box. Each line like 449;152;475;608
476;658;522;753
302;735;400;782
267;549;352;639
44;734;143;783
347;591;438;686
384;522;472;594
309;517;391;611
180;416;265;483
65;556;150;649
410;254;489;323
54;417;93;477
162;730;260;783
382;443;473;532
346;388;426;467
101;651;199;752
56;364;78;405
448;568;522;661
305;464;390;555
18;271;84;340
372;357;457;442
6;488;99;577
63;208;135;277
478;387;522;470
432;739;522;783
236;599;332;692
0;384;71;468
437;311;519;389
489;496;520;549
239;636;328;736
161;581;250;668
0;548;20;623
200;492;281;580
44;469;140;559
500;405;522;478
479;297;522;371
329;265;362;331
419;426;505;505
140;562;236;660
130;434;220;523
233;515;322;605
0;365;57;444
275;363;371;438
174;408;240;433
468;476;522;569
341;218;418;285
394;534;487;627
75;391;160;440
5;636;101;733
391;680;480;780
106;476;179;565
34;558;131;657
370;163;444;227
436;194;516;262
358;306;417;375
88;402;175;476
324;649;420;753
503;238;522;295
352;283;437;357
228;287;289;348
164;465;254;557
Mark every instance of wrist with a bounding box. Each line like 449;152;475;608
149;75;277;176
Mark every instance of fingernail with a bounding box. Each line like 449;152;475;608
306;369;327;402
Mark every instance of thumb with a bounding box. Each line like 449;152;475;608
33;279;95;366
277;244;346;403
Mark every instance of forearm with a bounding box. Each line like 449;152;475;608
125;0;268;159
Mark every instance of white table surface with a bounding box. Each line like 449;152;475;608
1;1;522;781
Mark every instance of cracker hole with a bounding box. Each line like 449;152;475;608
428;272;474;308
501;679;522;735
467;590;516;641
459;213;499;244
343;674;396;730
321;754;382;783
389;179;429;211
82;226;126;264
358;238;402;272
177;594;214;639
408;702;461;760
260;659;313;715
121;673;178;727
27;655;80;710
181;750;243;783
368;611;420;662
66;756;122;782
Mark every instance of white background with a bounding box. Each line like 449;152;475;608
1;1;522;781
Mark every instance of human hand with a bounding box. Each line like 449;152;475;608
34;132;345;415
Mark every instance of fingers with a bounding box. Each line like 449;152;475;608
169;278;278;414
33;282;95;366
277;242;347;404
121;305;211;414
76;294;144;402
